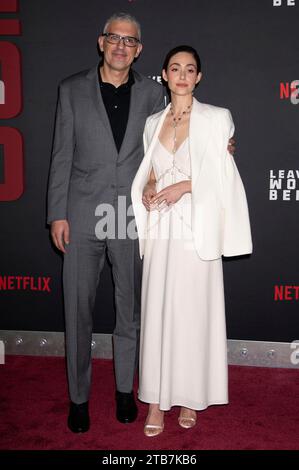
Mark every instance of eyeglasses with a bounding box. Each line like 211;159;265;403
102;32;140;47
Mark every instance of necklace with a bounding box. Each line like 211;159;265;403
169;101;192;153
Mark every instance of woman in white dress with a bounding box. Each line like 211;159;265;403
131;45;252;436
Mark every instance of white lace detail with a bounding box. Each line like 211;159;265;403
147;138;192;233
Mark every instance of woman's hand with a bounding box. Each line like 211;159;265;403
150;180;191;208
142;181;157;211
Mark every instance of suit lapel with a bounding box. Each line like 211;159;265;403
131;105;170;197
118;71;146;161
144;104;171;156
86;65;117;153
189;99;211;182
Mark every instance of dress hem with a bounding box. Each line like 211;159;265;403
138;394;229;412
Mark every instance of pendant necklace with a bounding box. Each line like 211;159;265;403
169;100;192;154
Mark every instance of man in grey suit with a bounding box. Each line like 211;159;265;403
47;12;165;432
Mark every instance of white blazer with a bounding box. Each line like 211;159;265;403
131;98;253;260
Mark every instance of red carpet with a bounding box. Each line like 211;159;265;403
0;356;299;450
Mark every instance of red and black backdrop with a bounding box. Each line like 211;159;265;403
0;0;298;343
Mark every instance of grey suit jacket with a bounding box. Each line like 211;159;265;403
47;65;165;233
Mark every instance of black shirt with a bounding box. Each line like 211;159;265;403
99;68;135;152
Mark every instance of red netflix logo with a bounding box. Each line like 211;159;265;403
274;285;299;301
0;0;24;201
0;275;51;292
280;81;299;104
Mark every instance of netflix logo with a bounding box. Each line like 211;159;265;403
0;275;51;292
280;81;299;105
274;285;299;301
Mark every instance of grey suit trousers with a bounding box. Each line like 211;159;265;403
63;224;142;404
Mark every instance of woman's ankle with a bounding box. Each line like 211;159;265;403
148;404;163;414
146;405;164;422
180;407;196;416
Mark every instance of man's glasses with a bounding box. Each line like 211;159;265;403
102;32;140;47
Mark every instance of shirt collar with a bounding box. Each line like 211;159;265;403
99;68;135;92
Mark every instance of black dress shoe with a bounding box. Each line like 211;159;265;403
116;391;138;423
67;401;90;433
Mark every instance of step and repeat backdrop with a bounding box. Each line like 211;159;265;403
0;0;298;342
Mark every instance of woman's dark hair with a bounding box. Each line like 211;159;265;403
162;45;201;73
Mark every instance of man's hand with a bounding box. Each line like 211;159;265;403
142;181;157;211
227;137;236;156
50;219;70;253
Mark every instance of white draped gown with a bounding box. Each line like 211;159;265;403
138;137;229;411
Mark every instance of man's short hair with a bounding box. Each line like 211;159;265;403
103;12;141;40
